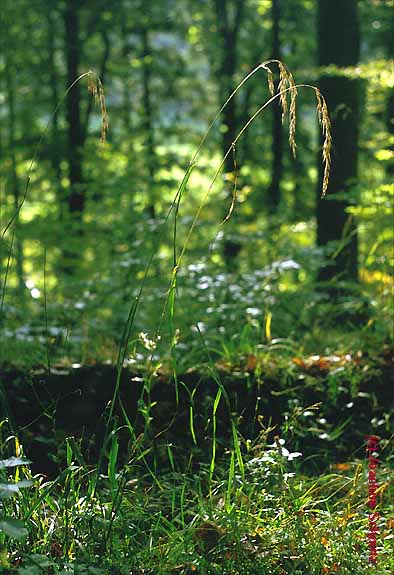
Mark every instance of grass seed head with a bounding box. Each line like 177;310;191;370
88;72;109;145
315;87;332;197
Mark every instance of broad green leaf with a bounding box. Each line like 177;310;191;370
0;518;28;539
0;457;31;469
0;480;33;498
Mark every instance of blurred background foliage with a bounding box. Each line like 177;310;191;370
0;0;393;367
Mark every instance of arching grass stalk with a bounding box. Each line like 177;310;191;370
0;231;14;328
110;60;303;400
104;63;332;491
148;84;331;387
139;81;331;423
1;60;332;501
154;86;331;351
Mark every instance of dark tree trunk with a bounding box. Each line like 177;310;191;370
385;19;394;179
141;18;156;219
268;0;283;213
317;0;360;284
64;0;85;218
46;7;64;217
121;20;132;133
214;0;245;266
238;36;262;171
386;92;394;178
4;25;24;297
214;0;244;176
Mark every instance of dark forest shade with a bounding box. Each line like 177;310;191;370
317;0;360;284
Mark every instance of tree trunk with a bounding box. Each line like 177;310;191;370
4;22;25;297
214;0;245;266
268;0;283;213
386;92;394;178
141;18;156;219
214;0;244;176
316;0;360;284
121;20;132;134
64;0;85;218
46;7;64;218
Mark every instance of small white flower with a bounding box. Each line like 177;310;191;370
138;332;157;350
246;307;260;317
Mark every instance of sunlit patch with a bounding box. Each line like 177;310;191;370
360;269;393;285
30;288;40;299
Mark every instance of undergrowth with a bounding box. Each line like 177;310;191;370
0;61;393;574
0;423;393;574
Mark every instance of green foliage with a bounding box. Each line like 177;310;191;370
0;1;393;573
0;421;391;573
0;452;32;545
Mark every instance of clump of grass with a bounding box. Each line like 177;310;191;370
2;422;393;574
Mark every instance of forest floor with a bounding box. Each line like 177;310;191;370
0;340;393;574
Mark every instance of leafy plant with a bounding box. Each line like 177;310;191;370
0;453;32;556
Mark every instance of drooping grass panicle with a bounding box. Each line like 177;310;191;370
277;61;289;122
263;60;298;157
288;82;298;158
314;87;332;197
88;73;109;145
261;63;275;97
277;61;297;157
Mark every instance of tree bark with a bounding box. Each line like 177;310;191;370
386;92;394;178
121;19;132;133
141;19;156;219
214;0;245;177
46;7;64;217
317;0;360;284
64;0;85;218
4;20;24;297
268;0;283;213
214;0;245;266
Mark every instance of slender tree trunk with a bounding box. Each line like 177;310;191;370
317;0;360;284
268;0;283;213
385;30;394;180
386;92;394;178
239;39;261;170
214;0;245;266
214;0;244;177
4;28;24;297
121;20;132;134
46;7;64;218
141;18;156;219
64;0;85;219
